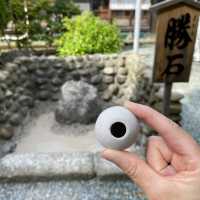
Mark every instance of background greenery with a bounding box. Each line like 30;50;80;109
0;0;122;54
55;12;122;56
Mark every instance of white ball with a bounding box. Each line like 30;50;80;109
95;106;139;150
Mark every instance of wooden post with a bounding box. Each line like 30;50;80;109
163;79;172;116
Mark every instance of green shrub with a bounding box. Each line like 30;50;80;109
55;12;122;56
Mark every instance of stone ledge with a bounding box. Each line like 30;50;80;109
0;144;145;182
0;153;95;181
0;152;131;182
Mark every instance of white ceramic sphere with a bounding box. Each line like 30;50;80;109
95;106;139;150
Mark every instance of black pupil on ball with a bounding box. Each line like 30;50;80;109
110;122;126;138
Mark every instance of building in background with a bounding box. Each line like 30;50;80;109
109;0;151;32
75;0;151;33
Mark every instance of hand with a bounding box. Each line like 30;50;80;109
102;101;200;200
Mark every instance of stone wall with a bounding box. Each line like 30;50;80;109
0;53;144;140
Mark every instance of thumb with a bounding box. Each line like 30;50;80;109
102;149;162;194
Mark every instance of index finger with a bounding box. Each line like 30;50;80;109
125;101;200;156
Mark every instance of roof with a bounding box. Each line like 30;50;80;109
150;0;200;13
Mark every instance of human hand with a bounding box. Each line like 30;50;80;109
102;101;200;200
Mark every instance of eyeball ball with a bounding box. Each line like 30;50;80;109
95;106;139;150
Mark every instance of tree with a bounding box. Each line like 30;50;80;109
0;0;10;35
0;0;81;48
53;0;81;18
9;0;81;46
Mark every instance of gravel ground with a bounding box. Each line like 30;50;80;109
15;111;98;153
0;179;147;200
14;101;100;153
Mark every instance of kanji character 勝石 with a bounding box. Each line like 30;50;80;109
165;13;192;50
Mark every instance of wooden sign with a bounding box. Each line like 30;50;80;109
151;0;200;83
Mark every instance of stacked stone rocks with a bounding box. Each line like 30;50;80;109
153;88;184;124
133;66;160;104
102;54;144;103
135;67;184;125
0;53;145;140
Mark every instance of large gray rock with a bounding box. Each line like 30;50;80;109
55;81;102;124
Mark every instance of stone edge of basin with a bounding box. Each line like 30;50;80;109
0;152;126;182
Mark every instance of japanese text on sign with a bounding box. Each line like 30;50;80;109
162;13;192;79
